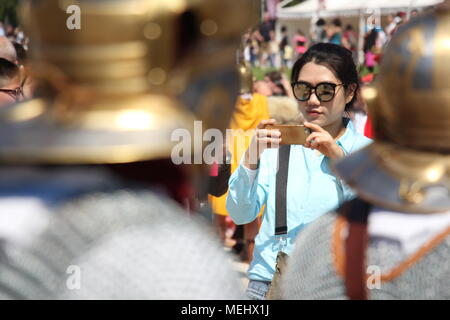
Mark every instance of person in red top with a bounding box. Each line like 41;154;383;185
364;115;374;138
292;29;308;60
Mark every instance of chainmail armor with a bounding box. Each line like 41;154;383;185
283;212;450;299
0;190;244;299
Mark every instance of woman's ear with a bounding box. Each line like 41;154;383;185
345;83;357;104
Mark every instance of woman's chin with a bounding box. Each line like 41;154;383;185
307;118;325;126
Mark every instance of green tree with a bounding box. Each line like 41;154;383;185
0;0;19;27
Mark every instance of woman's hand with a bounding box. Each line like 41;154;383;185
244;119;281;170
304;122;344;159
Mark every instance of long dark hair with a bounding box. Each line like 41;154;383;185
291;43;359;111
364;29;378;53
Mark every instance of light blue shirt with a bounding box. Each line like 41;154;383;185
226;120;372;282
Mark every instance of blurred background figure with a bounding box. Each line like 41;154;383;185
264;70;291;97
384;13;397;39
342;24;358;62
346;86;368;135
279;26;291;69
11;41;33;99
0;57;22;107
410;8;419;18
385;11;407;41
5;24;14;40
0;0;260;299
242;28;260;67
363;29;379;75
253;79;273;96
284;4;450;300
12;41;25;66
268;29;279;68
362;24;386;82
14;26;24;44
0;36;17;64
255;12;274;68
292;29;308;60
328;18;343;45
249;28;261;67
311;18;328;44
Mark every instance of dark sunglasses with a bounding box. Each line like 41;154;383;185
291;81;344;102
0;87;23;101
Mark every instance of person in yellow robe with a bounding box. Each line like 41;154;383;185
209;90;270;262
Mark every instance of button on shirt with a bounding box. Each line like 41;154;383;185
226;120;372;282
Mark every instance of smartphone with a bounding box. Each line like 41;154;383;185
265;124;311;145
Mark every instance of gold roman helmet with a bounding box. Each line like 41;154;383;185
333;6;450;213
0;0;260;164
170;0;260;131
238;59;254;95
236;33;254;95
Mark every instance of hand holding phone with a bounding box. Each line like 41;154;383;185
244;119;281;169
265;124;311;145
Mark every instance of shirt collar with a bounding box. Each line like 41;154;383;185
336;118;357;155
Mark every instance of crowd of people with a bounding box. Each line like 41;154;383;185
0;0;448;302
244;9;420;77
0;22;28;49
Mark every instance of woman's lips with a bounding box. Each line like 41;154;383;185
307;110;322;117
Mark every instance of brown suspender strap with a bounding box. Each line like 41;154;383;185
338;198;371;300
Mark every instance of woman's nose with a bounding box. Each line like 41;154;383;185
307;90;321;105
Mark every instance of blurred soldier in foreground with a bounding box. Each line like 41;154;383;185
284;5;450;299
0;0;259;299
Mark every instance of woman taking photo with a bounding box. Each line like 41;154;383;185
226;43;372;300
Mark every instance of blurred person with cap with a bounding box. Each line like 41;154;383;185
0;0;260;299
284;3;450;299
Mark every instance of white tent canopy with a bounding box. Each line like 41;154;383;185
276;0;444;64
278;0;444;19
